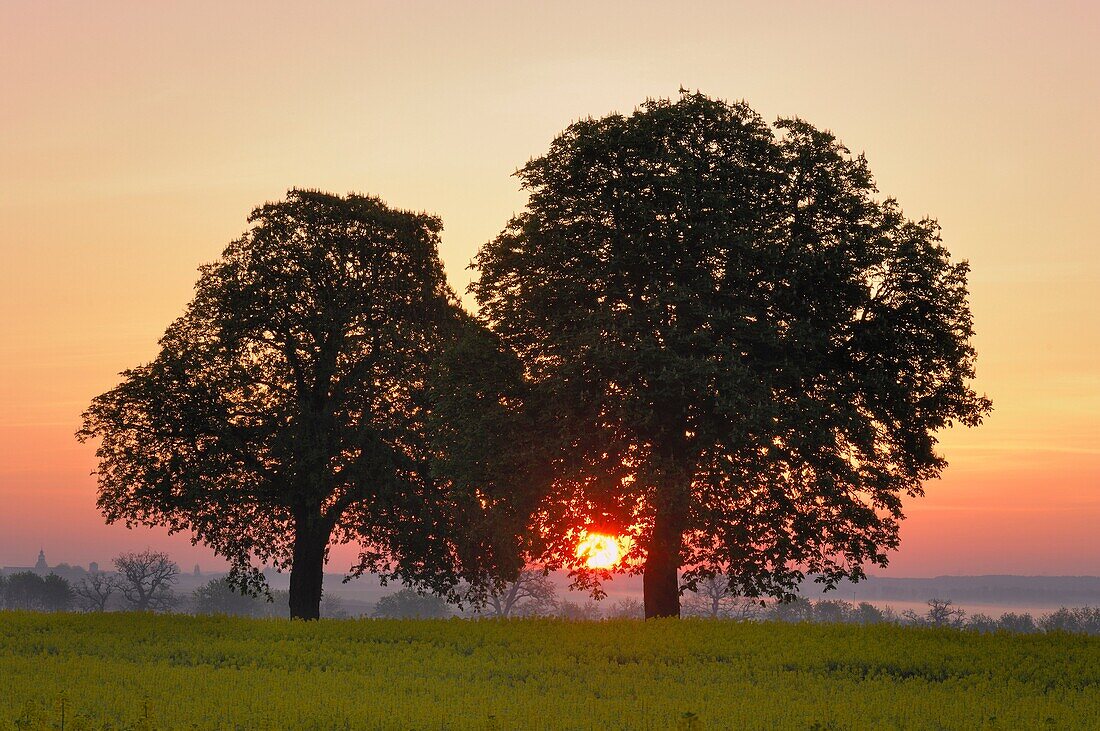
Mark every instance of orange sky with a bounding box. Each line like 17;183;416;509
1;1;1097;576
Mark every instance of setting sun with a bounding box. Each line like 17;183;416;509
575;533;623;569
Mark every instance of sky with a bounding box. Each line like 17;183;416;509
1;1;1098;577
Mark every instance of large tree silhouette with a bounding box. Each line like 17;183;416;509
80;190;519;619
473;94;992;618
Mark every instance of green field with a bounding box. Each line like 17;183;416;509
1;612;1098;730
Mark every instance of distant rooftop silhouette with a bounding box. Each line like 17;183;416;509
2;550;98;577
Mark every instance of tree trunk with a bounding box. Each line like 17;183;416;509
643;497;684;619
289;518;328;620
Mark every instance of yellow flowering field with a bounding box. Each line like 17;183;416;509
1;611;1097;730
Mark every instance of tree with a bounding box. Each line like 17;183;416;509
557;600;604;621
473;93;992;617
191;577;287;617
1;572;73;611
605;597;645;619
481;569;558;618
79;190;525;620
114;550;179;612
967;613;998;633
192;578;255;616
3;572;41;609
1041;607;1100;635
853;602;891;625
422;319;547;600
681;575;759;620
812;599;856;624
320;593;351;619
996;612;1037;633
908;597;966;628
372;588;451;619
73;572;119;612
766;597;815;623
41;574;74;611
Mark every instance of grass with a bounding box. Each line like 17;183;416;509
1;611;1098;729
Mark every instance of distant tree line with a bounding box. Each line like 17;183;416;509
0;550;181;613
679;592;1100;636
374;589;1100;634
5;560;1100;634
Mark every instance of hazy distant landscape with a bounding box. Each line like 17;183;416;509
217;571;1100;618
809;574;1100;612
6;551;1100;623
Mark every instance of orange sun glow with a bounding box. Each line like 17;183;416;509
575;533;623;569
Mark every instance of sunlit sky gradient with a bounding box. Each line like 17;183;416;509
2;1;1097;577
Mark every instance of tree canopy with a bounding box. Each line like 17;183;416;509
73;571;119;613
0;572;73;612
113;550;180;612
472;93;992;617
372;588;452;619
79;190;527;618
192;578;288;617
